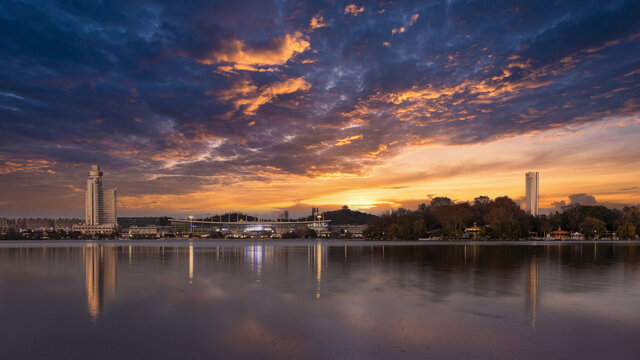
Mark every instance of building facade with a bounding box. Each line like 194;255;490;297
83;164;118;233
525;171;539;216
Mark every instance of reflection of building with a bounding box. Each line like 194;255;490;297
525;255;539;328
314;244;324;299
85;245;117;322
525;172;539;216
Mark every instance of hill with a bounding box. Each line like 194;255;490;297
300;206;378;225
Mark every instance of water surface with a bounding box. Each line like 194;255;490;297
1;240;639;359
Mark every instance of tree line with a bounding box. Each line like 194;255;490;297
363;196;639;240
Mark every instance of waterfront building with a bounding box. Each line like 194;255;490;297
329;224;367;237
85;163;118;227
72;223;118;234
170;218;330;237
129;225;158;236
525;171;539;216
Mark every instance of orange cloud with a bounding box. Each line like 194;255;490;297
0;157;56;175
409;13;419;26
309;13;328;30
222;77;311;115
345;4;365;16
335;134;363;146
198;32;310;72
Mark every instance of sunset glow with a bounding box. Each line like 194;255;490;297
0;1;639;217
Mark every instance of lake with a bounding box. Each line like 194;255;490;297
1;240;639;359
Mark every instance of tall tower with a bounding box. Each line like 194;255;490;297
85;163;117;225
525;172;539;216
86;164;103;225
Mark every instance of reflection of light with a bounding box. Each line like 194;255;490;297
85;245;117;323
189;245;194;284
525;255;539;328
128;245;132;265
316;243;322;299
246;246;264;280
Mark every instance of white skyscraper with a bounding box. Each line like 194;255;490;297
85;164;117;226
525;172;539;216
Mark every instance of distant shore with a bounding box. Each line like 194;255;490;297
1;238;640;248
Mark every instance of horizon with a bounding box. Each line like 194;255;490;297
1;1;639;218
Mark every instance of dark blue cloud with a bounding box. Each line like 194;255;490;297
0;0;639;209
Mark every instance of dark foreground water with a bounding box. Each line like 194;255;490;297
1;240;639;360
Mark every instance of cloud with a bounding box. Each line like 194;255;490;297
344;4;365;17
1;0;640;216
221;77;311;115
197;31;310;72
409;13;419;26
309;13;328;30
569;193;598;206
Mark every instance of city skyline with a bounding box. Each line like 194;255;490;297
1;1;639;217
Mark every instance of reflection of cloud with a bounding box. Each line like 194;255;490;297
227;317;306;356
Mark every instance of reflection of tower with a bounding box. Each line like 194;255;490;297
85;245;117;322
525;255;539;328
189;245;194;284
315;243;323;299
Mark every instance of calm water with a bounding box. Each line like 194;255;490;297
1;240;639;359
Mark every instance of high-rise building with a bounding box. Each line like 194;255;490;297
525;171;539;216
85;164;117;226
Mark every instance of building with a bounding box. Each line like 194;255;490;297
278;210;289;222
76;163;118;235
85;163;117;227
72;223;118;234
128;225;158;236
117;217;169;232
525;171;539;216
329;224;367;237
170;218;330;237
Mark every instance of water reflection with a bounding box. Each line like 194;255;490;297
0;242;639;359
84;244;117;322
525;255;539;328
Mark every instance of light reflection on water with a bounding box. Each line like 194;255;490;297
0;241;639;359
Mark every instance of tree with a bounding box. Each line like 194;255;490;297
581;216;606;239
616;223;636;240
430;197;454;208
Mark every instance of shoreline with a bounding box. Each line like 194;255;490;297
1;238;640;248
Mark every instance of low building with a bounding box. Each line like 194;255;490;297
550;228;570;240
464;222;481;238
72;223;118;235
170;218;330;237
329;224;367;237
128;225;158;236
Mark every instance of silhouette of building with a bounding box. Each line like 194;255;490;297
525;171;539;216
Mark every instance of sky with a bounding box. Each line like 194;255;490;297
0;0;639;218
